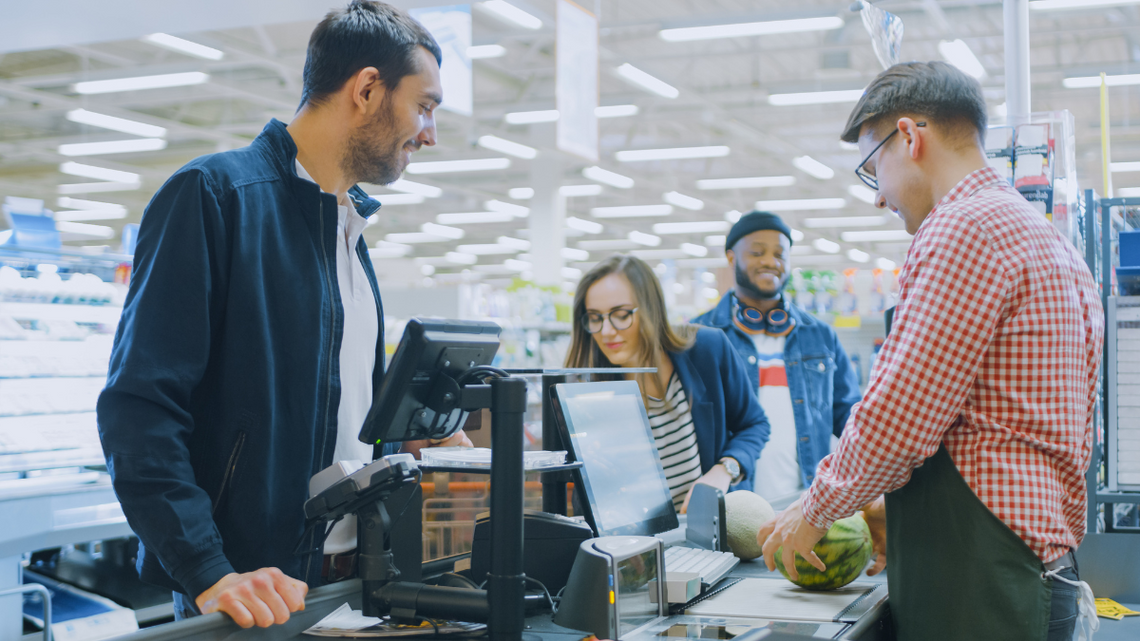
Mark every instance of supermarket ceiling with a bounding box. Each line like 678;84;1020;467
0;0;1138;279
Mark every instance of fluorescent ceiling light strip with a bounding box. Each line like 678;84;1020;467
142;33;223;60
467;44;507;59
1030;0;1139;9
653;221;728;234
596;104;639;118
659;16;844;42
704;235;726;246
791;245;813;255
847;184;877;204
457;244;519;255
578;239;640;251
1110;161;1140;173
663;191;704;211
629;231;662;247
73;71;209;94
504;110;559;124
847;249;870;263
388;179;442;197
58;181;139;194
509;187;535;199
562;247;590;261
370;193;425;205
876;257;897;270
697;176;795;190
791;229;804;242
477;135;537;159
485;200;530;217
812;238;841;253
386;232;448;243
479;1;542;29
768;89;864;106
504;259;533;271
406;158;510;174
56;221;114;238
446;252;478;265
583;166;634;189
616;146;729;162
66;109;166;137
725;210;743;222
631;249;689;260
591;204;674;218
369;247;410;259
55;209;128;222
803;215;889;228
938;40;986;79
421;222;464;239
59;162;139;183
437;212;514;224
57;196;123;211
562;266;583;279
497;236;531;250
560;184;603;197
58;138;167;156
681;243;708;257
794;254;847;265
616;63;679;99
1118;188;1140;197
840;229;913;242
754;198;846;211
793;155;835;180
1062;74;1140;89
566;217;603;234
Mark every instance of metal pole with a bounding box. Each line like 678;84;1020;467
541;373;569;515
488;377;527;641
1003;0;1031;125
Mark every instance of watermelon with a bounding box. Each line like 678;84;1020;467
774;514;872;591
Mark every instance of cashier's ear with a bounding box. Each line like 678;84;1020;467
348;66;386;117
896;117;925;161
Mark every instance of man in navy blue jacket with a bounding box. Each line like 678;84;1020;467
693;212;861;503
97;1;459;629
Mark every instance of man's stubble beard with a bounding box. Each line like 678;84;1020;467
735;260;785;301
342;95;406;186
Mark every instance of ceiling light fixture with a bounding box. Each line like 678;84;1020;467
55;208;128;222
386;232;449;244
1030;0;1140;9
840;229;913;242
847;184;877;204
793;155;835;180
57;196;123;211
653;221;728;235
478;1;543;29
1062;73;1140;89
141;33;224;60
591;204;674;218
509;187;534;200
616;146;729;162
58;138;167;156
387;179;443;198
938;39;986;79
560;184;604;197
446;252;479;265
59;162;139;183
725;210;743;223
497;236;531;250
421;222;465;239
405;158;510;174
56;221;115;238
813;238;841;254
504;110;559;124
578;239;640;251
370;193;425;206
659;16;844;42
803;215;889;228
696;176;795;190
768;89;865;106
66;109;166;138
847;248;870;263
504;258;533;271
369;241;412;258
457;243;520;255
562;247;590;261
582;166;634;188
566;216;604;234
663;191;704;211
616;63;680;99
595;104;639;118
1110;161;1140;173
467;44;507;59
628;231;662;246
754;198;846;211
562;266;582;279
58;181;139;194
477;135;537;159
876;257;897;270
437;212;513;224
485;200;530;217
704;234;727;246
73;71;209;94
681;243;708;257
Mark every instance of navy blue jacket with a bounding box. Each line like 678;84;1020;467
97;120;395;600
669;326;770;491
692;294;861;486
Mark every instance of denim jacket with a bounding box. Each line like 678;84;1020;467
692;293;862;486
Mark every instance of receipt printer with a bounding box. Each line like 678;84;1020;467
470;510;593;595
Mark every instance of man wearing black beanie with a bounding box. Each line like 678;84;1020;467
692;211;861;504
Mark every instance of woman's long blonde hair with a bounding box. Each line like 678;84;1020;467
564;254;697;397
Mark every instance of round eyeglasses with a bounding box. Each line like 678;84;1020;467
582;307;638;334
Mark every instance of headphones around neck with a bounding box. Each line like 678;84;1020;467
733;295;795;338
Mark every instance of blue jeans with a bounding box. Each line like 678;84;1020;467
172;592;201;621
1046;566;1080;641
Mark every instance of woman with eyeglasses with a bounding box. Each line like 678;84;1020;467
565;254;770;513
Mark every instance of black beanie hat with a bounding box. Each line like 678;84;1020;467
725;211;793;251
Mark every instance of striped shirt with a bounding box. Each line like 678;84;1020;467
646;372;703;511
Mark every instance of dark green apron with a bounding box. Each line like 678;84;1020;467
885;445;1052;640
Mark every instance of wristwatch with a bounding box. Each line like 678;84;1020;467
717;457;742;483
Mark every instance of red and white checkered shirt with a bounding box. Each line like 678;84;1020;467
801;166;1104;564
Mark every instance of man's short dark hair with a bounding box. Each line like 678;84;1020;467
840;61;987;147
299;0;442;110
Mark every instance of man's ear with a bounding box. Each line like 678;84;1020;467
349;67;385;115
726;247;737;270
897;117;924;161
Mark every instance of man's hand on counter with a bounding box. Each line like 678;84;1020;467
195;567;308;628
757;499;829;581
860;495;887;576
399;430;474;460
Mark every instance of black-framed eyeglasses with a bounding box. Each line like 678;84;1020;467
582;307;638;334
854;122;926;191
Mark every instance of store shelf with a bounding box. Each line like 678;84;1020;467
0;302;122;324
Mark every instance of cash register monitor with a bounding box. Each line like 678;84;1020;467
358;318;501;446
552;380;679;537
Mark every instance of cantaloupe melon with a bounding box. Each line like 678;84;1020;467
724;490;775;560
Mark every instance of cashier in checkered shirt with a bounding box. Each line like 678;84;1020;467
758;61;1104;641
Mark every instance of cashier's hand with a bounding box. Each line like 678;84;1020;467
679;466;733;514
757;499;829;581
195;568;308;628
400;430;474;460
860;495;887;576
